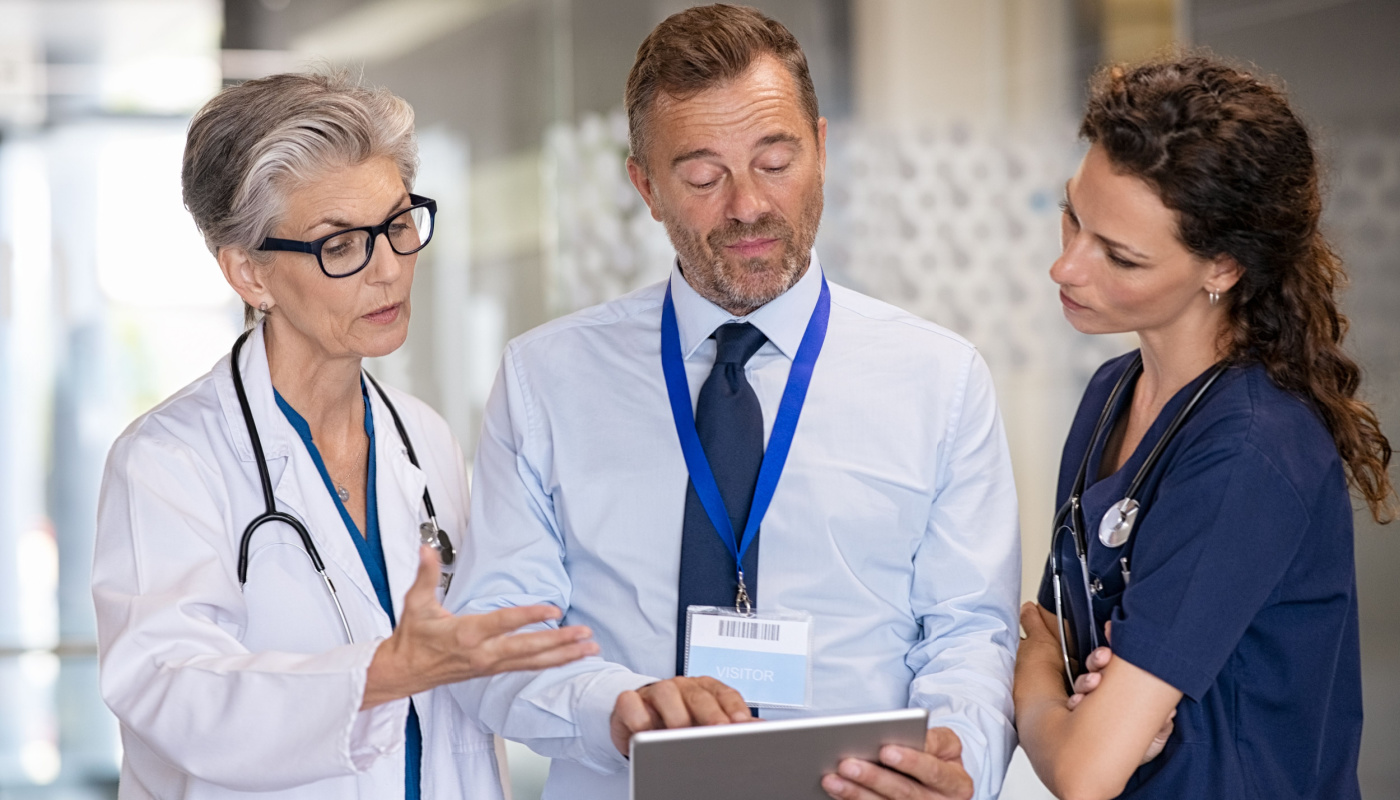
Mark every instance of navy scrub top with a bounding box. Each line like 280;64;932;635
276;385;423;800
1037;351;1362;800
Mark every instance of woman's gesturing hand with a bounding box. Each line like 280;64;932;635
362;546;599;709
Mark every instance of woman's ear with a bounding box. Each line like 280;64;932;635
217;246;274;310
1206;254;1243;295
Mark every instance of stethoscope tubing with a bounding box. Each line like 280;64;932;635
228;329;442;646
1050;353;1228;684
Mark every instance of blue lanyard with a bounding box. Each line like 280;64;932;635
660;274;831;593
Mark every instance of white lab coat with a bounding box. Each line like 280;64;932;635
92;322;504;800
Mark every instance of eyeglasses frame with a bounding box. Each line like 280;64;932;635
258;193;437;278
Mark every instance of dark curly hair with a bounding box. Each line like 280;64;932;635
1081;54;1394;523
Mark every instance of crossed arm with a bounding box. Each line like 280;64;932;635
1014;603;1180;800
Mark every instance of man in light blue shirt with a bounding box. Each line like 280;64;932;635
449;6;1021;800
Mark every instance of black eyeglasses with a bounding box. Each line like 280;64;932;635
259;194;437;278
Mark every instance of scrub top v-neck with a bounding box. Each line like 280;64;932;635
276;384;423;800
1037;352;1362;800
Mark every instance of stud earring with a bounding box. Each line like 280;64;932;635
1207;289;1220;307
259;302;269;312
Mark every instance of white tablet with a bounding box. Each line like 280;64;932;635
629;708;929;800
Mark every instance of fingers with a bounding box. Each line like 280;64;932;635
883;742;974;799
1019;602;1050;640
1085;646;1112;673
414;604;587;683
615;689;662;736
1064;648;1112;710
477;626;599;676
1156;708;1177;737
610;689;664;755
821;764;886;800
679;682;729;726
924;727;963;764
631;680;680;729
707;678;755;723
641;678;716;728
1019;601;1065;645
402;545;443;613
1071;669;1102;696
464;603;565;642
610;678;751;756
821;747;973;800
1019;602;1060;647
1142;708;1177;764
635;677;753;732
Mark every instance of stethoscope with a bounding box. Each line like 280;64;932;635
230;329;455;644
1049;352;1228;689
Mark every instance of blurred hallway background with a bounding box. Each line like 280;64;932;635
0;1;1395;797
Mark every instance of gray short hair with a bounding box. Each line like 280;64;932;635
181;71;417;318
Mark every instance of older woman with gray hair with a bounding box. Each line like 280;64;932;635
91;72;596;800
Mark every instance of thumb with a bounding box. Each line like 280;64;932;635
925;727;963;762
404;545;442;613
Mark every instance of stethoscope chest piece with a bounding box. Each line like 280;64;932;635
420;521;454;565
1099;497;1139;548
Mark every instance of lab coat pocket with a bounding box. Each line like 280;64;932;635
241;539;350;653
422;686;507;800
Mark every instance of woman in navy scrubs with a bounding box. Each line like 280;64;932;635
1013;55;1395;800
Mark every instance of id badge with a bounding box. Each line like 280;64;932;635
684;606;813;709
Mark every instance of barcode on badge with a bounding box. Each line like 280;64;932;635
717;619;781;641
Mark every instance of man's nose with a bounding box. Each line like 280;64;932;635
725;171;771;224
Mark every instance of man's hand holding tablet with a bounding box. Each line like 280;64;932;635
820;727;974;800
612;675;973;800
610;676;755;754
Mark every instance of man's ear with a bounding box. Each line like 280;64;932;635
816;116;828;186
1206;253;1243;295
626;156;664;222
217;246;274;310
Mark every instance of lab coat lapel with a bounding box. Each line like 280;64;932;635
272;436;388;618
216;323;388;618
367;379;430;623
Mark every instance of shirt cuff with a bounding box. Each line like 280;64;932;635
573;668;661;774
345;638;409;770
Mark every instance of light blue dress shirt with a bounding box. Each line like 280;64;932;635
449;254;1022;800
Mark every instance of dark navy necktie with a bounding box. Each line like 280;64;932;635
675;322;769;677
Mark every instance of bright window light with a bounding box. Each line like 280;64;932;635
96;128;234;309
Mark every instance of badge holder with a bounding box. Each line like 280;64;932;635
684;605;813;710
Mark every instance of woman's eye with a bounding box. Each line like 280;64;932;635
1058;200;1078;226
1108;251;1139;268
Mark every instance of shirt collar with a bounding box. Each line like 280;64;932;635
668;249;824;361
